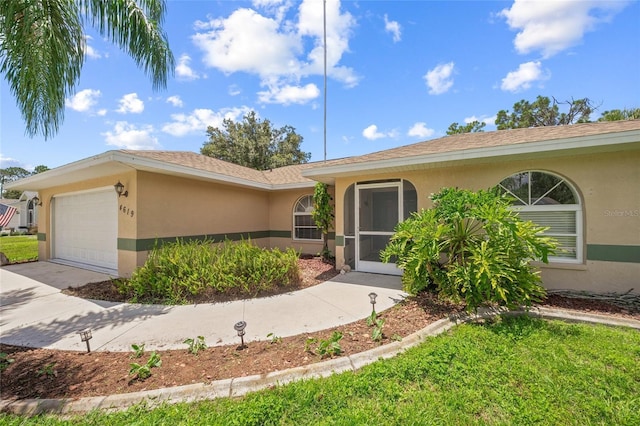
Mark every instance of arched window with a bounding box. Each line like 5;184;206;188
293;195;321;241
499;171;582;263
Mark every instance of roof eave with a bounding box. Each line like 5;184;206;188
302;128;640;179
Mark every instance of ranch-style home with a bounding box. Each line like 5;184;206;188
7;120;640;294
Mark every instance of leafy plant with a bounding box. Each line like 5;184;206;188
382;187;557;312
304;337;318;353
312;182;335;260
366;310;377;326
130;343;145;359
36;362;57;378
315;331;343;358
267;333;282;344
0;353;15;371
184;336;207;355
371;318;385;342
117;239;300;304
129;352;162;380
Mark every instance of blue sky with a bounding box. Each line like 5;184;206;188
1;0;639;171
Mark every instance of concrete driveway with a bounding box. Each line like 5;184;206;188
0;262;405;352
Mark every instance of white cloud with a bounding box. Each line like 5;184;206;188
228;84;241;96
499;0;628;58
384;14;401;42
166;95;184;107
116;93;144;114
102;122;160;150
162;106;252;137
84;35;102;59
65;89;101;112
362;124;388;141
408;122;435;138
97;109;107;116
0;155;22;169
258;82;320;104
424;62;455;95
176;54;204;81
192;0;358;105
500;61;549;92
465;115;496;126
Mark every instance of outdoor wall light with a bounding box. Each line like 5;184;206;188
31;196;42;206
77;328;93;353
234;320;247;348
368;292;378;314
114;181;128;198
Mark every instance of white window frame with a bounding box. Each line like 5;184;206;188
499;171;583;264
293;195;322;241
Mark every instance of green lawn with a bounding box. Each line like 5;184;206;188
0;235;38;262
2;316;638;425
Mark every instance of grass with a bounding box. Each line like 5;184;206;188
1;316;638;425
0;235;38;262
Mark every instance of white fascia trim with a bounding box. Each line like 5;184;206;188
111;151;274;190
4;151;119;190
6;151;316;191
302;129;640;178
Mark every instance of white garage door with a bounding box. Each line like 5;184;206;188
53;188;118;271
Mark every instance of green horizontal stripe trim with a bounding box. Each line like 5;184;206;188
119;230;334;252
335;235;344;247
37;233;46;241
586;244;640;263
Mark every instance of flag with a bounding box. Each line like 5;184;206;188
0;203;18;227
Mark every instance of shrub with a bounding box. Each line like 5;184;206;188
381;187;557;312
117;239;300;303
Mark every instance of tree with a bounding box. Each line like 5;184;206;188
381;188;556;312
201;111;311;170
312;182;334;261
32;165;49;174
0;167;30;198
0;0;174;139
598;108;640;122
446;120;486;135
495;96;596;130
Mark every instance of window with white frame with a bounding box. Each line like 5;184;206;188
293;195;322;240
498;171;582;263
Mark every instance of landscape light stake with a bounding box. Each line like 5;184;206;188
77;329;93;353
369;292;378;315
234;321;247;349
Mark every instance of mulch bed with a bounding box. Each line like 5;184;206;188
2;259;638;401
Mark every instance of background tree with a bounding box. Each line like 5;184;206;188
201;111;311;170
32;165;50;174
446;120;486;135
598;108;640;122
0;0;174;139
312;182;334;261
495;96;596;130
0;167;30;198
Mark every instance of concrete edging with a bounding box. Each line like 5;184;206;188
2;307;638;417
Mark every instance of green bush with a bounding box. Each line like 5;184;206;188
118;239;300;304
381;187;557;312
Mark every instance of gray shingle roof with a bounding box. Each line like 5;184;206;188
311;120;640;169
121;120;639;186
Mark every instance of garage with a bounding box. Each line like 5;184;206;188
52;188;118;272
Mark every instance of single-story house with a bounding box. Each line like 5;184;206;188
7;120;639;294
0;191;39;232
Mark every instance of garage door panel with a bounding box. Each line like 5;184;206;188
53;189;118;270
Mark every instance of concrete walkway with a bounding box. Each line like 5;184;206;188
0;262;405;352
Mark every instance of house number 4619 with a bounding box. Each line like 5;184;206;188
119;204;135;217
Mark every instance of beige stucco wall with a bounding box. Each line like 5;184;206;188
333;149;639;294
267;188;335;256
136;171;269;238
